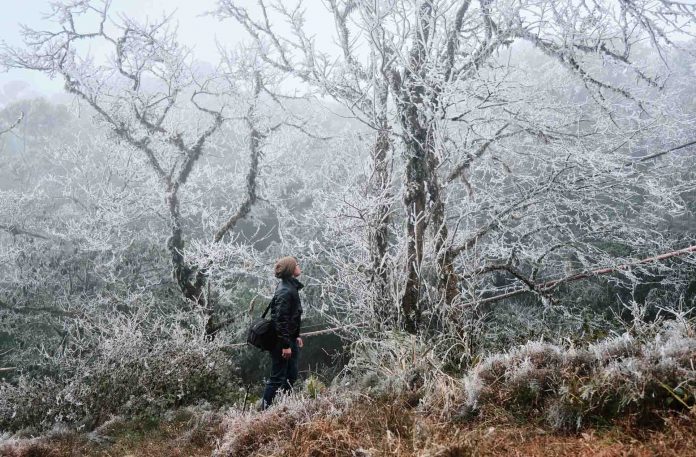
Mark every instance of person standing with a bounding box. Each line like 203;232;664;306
261;256;304;409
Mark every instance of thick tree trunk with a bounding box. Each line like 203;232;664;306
400;122;429;333
166;185;213;333
401;121;454;331
427;138;459;306
368;119;393;327
397;1;434;334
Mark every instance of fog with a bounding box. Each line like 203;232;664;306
1;1;695;453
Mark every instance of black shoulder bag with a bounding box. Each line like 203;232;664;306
246;298;277;351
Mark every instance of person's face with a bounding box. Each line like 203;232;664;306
293;262;301;277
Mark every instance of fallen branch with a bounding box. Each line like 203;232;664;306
0;223;52;240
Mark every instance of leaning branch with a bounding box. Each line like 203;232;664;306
213;72;263;243
461;244;696;308
223;323;368;349
0;112;23;137
0;223;52;240
625;139;696;165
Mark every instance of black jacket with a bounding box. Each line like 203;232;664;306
271;277;303;348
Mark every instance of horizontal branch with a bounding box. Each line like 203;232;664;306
0;224;52;240
626;139;696;165
0;112;23;136
0;302;82;317
223;323;367;349
460;245;696;308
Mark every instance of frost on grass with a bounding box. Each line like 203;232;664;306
213;394;347;457
461;319;696;430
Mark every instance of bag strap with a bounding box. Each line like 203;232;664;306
261;296;274;318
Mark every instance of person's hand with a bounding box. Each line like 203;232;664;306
282;347;292;359
296;337;303;348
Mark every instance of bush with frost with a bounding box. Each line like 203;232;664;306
0;304;240;434
213;394;346;457
334;332;438;399
461;318;695;430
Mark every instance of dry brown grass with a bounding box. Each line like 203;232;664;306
415;413;696;457
212;392;696;457
0;408;225;457
2;396;694;456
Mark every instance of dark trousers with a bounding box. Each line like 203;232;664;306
261;339;299;409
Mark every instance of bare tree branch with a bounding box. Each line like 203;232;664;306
0;112;23;137
461;245;696;308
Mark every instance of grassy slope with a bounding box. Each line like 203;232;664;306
6;396;692;457
0;409;221;457
221;397;696;457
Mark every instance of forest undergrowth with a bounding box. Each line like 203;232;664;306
2;394;694;456
2;317;693;457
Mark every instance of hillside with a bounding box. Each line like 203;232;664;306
3;321;694;456
2;400;694;456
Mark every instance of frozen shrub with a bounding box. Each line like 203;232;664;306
462;341;566;414
588;333;640;361
173;405;225;448
459;319;696;430
0;308;240;434
419;373;469;421
335;332;437;402
213;395;346;457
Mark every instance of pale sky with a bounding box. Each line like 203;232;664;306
0;0;336;106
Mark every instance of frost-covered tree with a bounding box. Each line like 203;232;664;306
0;0;313;334
217;0;696;339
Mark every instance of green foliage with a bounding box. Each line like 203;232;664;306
303;374;326;399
